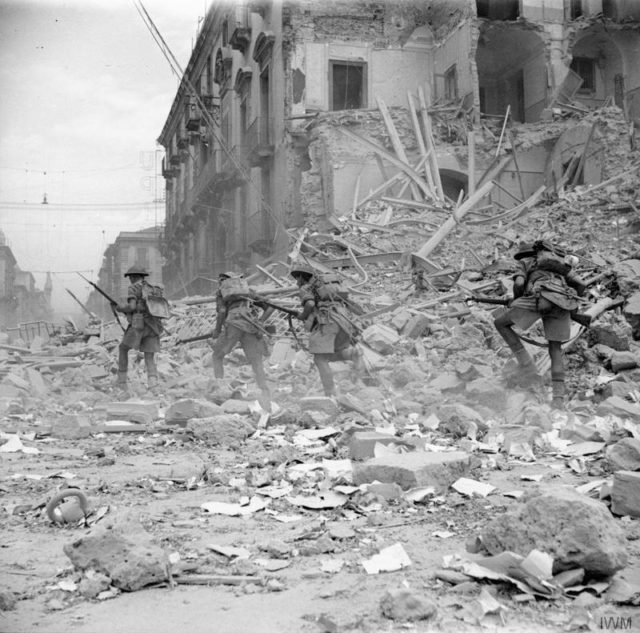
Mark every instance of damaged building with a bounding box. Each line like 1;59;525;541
158;0;640;298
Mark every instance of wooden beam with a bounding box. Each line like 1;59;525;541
507;130;525;200
476;154;512;189
407;91;436;197
417;86;445;200
495;104;510;157
397;155;430;199
413;181;495;259
571;122;597;187
376;97;421;201
340;128;435;200
468;128;475;196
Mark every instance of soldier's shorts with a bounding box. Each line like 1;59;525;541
507;296;571;342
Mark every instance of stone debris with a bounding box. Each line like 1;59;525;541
1;97;640;630
353;451;471;492
63;515;170;591
480;488;628;576
611;471;640;518
380;588;437;621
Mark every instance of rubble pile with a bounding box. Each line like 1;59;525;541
2;103;640;631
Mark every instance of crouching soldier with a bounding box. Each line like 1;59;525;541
211;271;272;409
290;263;363;397
113;265;166;390
494;240;587;408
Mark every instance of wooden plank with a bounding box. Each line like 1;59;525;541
380;197;447;212
397;155;430;199
351;175;361;219
507;130;525;200
468;128;475;196
319;251;404;269
571;122;597;186
492;179;523;204
413;180;495;259
340;128;435;200
356;170;406;208
376;97;421;201
495;105;511;157
407;91;436;197
476;154;512;189
417;86;445;200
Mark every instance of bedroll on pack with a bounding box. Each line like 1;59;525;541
535;250;571;276
220;276;251;301
141;283;171;319
315;274;348;301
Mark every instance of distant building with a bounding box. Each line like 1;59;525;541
0;231;53;328
157;0;640;297
0;229;17;328
87;226;163;320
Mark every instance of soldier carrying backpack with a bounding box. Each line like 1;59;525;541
494;240;587;408
290;263;363;397
211;271;273;410
112;264;170;391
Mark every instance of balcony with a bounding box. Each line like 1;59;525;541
185;97;202;132
216;146;244;191
229;6;251;53
162;157;179;179
245;117;274;166
177;135;190;150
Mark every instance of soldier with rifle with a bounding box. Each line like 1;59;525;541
489;240;588;408
290;263;363;398
211;271;273;410
113;265;168;391
80;266;168;390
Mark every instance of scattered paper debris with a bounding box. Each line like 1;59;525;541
362;543;412;574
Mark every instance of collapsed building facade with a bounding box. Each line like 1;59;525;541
158;0;640;298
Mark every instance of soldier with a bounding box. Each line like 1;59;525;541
113;265;163;390
211;271;272;409
291;263;363;397
494;240;587;408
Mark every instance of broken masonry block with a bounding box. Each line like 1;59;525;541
622;291;640;338
352;451;471;493
481;487;627;576
589;323;631;352
606;438;640;473
362;323;400;355
186;415;256;446
380;588;437;621
402;314;431;339
596;396;640;422
349;431;398;461
390;308;413;332
299;396;339;416
165;398;222;425
219;399;252;415
106;401;159;424
50;415;93;440
610;351;639;373
611;471;640;518
64;526;169;591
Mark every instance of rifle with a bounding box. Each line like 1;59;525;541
65;288;98;320
259;299;300;318
77;273;126;332
467;295;624;328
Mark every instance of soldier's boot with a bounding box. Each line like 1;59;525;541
314;354;336;397
514;348;537;376
551;380;566;409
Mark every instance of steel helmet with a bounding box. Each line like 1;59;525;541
513;242;536;261
219;270;239;279
290;263;314;278
124;265;149;277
